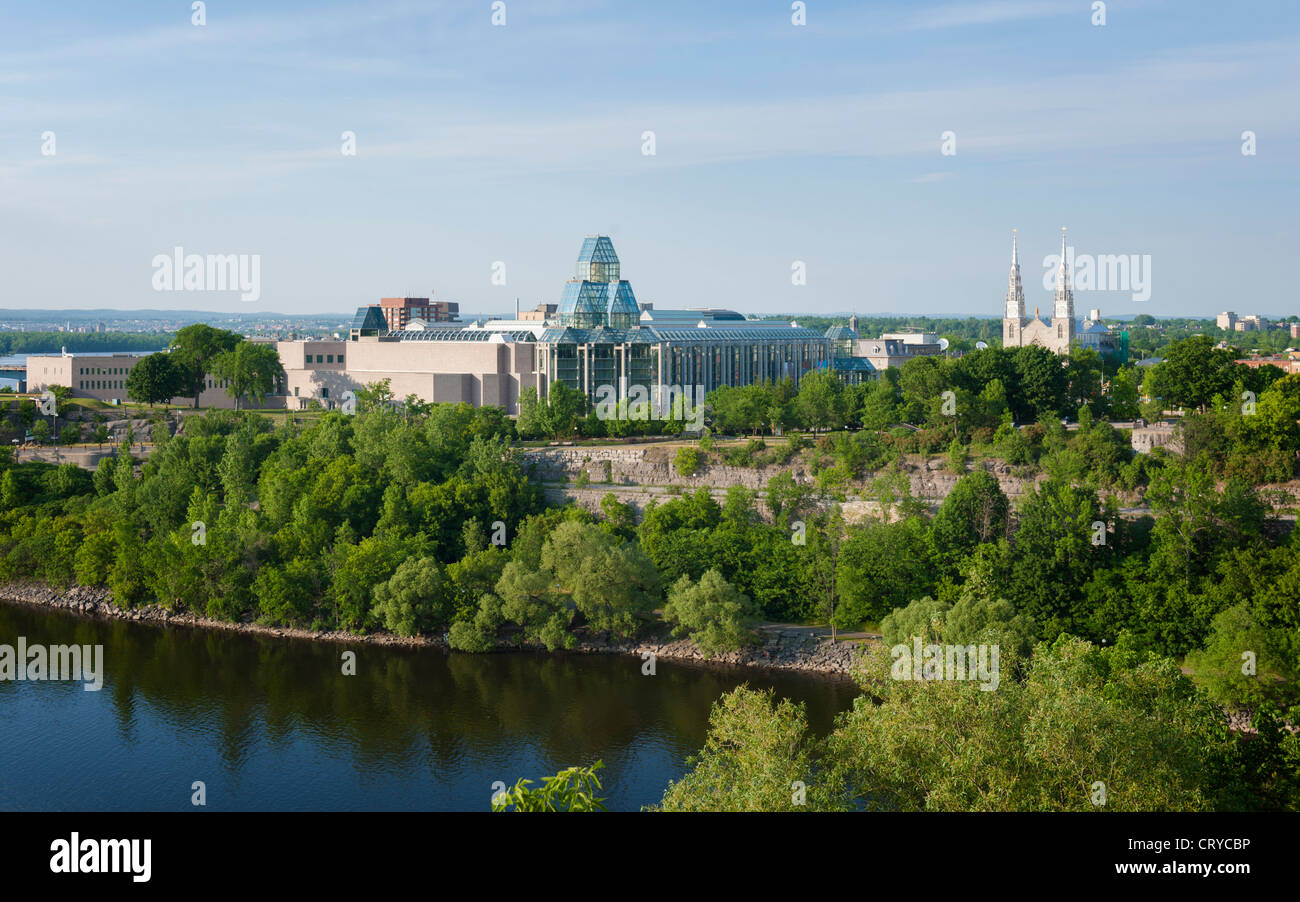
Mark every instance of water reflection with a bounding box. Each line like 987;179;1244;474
0;602;857;811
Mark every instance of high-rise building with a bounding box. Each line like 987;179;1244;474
378;296;460;331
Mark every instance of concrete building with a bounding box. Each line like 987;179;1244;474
25;351;243;407
1234;314;1269;332
1217;311;1238;331
1235;354;1300;375
378;296;459;331
279;330;537;411
30;236;867;416
854;331;943;371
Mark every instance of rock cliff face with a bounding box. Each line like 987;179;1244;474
523;446;1048;523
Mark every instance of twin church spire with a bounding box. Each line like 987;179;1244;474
1004;227;1073;323
1003;227;1075;353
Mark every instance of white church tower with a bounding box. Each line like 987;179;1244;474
1003;229;1025;345
1050;227;1075;351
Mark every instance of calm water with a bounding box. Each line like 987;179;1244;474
0;602;857;811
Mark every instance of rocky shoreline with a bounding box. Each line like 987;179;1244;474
0;580;864;679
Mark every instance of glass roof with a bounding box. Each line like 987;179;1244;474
350;306;388;331
391;328;535;342
577;236;619;265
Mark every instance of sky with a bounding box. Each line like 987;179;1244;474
0;0;1296;319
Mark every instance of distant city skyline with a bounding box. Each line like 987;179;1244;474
2;1;1297;317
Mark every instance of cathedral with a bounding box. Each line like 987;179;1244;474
1003;228;1074;354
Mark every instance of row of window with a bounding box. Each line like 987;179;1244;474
79;366;129;375
312;354;344;365
79;380;123;391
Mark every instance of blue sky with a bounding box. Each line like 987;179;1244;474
1;0;1296;318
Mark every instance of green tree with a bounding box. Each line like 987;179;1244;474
818;637;1232;811
795;371;846;432
663;569;760;654
658;687;823;812
929;470;1009;573
125;352;185;407
372;557;451;637
169;324;241;408
212;341;285;410
1144;335;1240;412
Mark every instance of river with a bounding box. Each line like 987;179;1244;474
0;601;858;812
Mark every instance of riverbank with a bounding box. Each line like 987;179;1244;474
0;580;865;678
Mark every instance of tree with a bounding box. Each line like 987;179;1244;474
1144;335;1240;412
795;371;846;432
372;557;451;637
664;569;760;654
1186;604;1300;715
1012;345;1069;423
658;688;822;812
543;382;586;439
859;375;899;431
1109;365;1141;420
929;470;1010;573
541;520;660;638
818;637;1234;811
491;762;606;812
169;324;240;408
125;352;185;407
516;386;549;439
837;517;935;626
212;341;285;410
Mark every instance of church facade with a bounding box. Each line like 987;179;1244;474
1002;228;1075;354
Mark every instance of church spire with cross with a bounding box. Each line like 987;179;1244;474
1004;228;1025;321
1053;226;1074;323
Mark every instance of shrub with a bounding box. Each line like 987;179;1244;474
674;446;700;477
664;569;760;655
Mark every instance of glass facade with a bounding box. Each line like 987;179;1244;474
541;323;831;405
559;237;640;331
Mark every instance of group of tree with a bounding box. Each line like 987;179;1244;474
125;324;284;409
658;639;1300;811
0;332;169;356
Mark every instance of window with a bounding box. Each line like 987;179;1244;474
294;386;299;397
338;355;344;365
327;355;334;363
316;355;324;364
